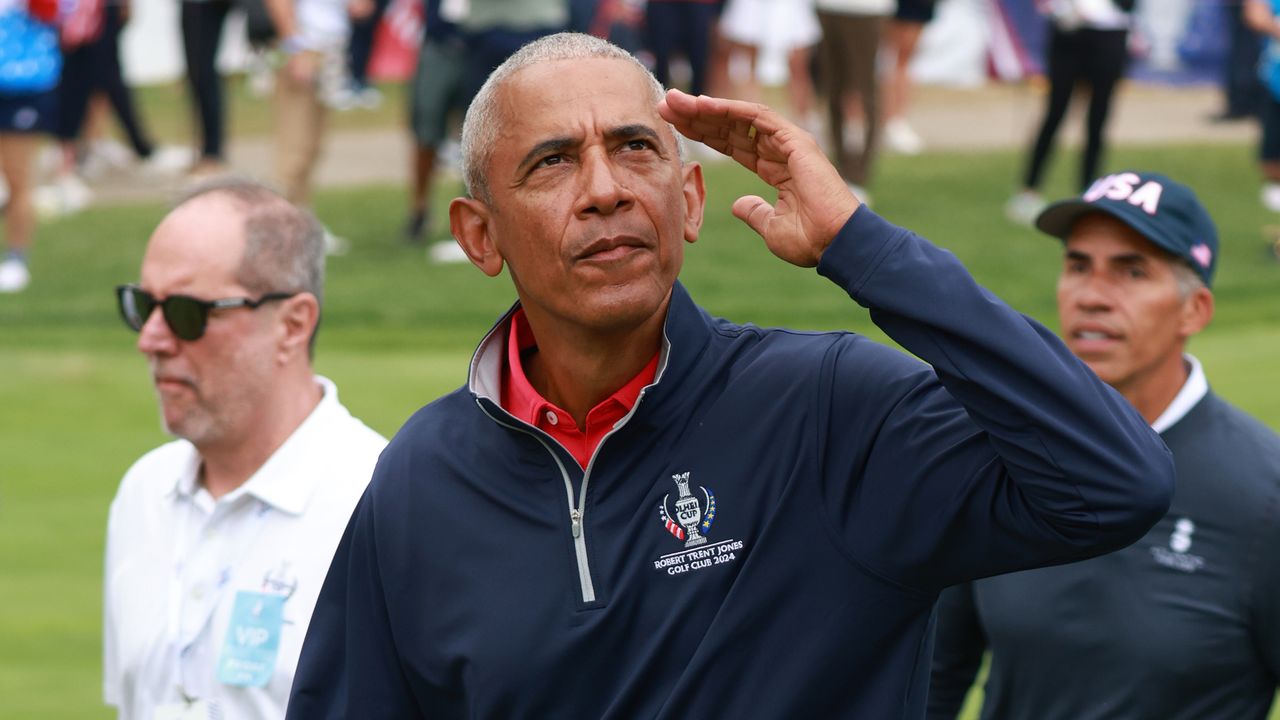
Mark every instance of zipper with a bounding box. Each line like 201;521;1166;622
477;402;598;603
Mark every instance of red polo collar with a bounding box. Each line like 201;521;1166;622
501;308;659;469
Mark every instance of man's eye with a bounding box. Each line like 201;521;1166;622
1125;266;1147;280
624;139;652;151
536;154;565;168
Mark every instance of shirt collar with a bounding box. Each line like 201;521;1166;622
1151;354;1208;434
502;307;658;430
470;299;674;410
163;376;341;516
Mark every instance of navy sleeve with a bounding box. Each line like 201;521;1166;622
927;584;985;719
287;484;424;719
1251;490;1280;685
815;207;1173;590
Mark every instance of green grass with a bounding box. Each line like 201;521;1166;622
3;140;1279;718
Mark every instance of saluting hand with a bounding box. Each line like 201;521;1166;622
657;89;859;268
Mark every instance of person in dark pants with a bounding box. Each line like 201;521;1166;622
1214;0;1265;121
1004;0;1133;226
344;0;390;107
181;0;233;175
644;0;719;96
930;171;1280;720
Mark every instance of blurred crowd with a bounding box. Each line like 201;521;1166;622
0;0;1275;292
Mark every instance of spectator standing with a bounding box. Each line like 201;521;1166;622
0;0;62;293
814;0;891;204
1213;0;1265;122
718;0;820;130
405;0;467;255
180;0;233;177
645;0;719;96
264;0;352;206
1245;0;1280;212
103;179;387;719
881;0;936;155
340;0;389;108
1005;0;1134;225
930;170;1280;720
40;0;188;217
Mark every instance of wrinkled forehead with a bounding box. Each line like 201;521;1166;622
495;57;672;146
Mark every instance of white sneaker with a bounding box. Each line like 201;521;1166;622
356;85;383;110
846;182;872;207
842;120;865;153
427;239;469;264
34;174;93;218
323;230;350;256
1005;190;1047;227
884;118;924;155
88;138;134;171
140;146;195;176
0;257;30;293
1262;183;1280;213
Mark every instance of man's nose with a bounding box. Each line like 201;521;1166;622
1072;273;1116;310
136;306;177;355
577;151;633;216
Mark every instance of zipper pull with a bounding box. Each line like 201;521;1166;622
571;509;583;539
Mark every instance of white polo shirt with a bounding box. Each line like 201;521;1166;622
103;376;387;720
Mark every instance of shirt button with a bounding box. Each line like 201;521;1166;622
545;411;559;426
191;585;204;601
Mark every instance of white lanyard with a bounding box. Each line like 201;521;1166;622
166;490;273;701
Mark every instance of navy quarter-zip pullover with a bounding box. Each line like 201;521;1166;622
287;207;1173;719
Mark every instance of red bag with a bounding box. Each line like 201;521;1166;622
27;0;59;24
60;0;103;47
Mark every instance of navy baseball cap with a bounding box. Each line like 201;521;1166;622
1035;171;1219;288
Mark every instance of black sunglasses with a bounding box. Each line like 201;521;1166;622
115;284;297;341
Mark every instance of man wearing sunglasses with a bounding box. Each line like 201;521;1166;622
103;179;387;720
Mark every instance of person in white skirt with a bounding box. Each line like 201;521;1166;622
718;0;821;132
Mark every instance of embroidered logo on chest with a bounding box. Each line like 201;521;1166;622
1149;517;1205;573
654;472;743;576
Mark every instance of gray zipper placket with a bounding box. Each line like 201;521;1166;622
478;390;650;604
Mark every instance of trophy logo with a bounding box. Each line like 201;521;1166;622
659;472;716;547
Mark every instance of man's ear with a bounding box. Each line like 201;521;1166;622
276;292;320;364
1180;286;1214;337
681;161;706;244
450;197;504;276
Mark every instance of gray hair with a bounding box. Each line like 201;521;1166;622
175;177;326;355
459;32;672;204
1170;258;1207;300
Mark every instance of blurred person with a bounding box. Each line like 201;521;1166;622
103;178;387;719
717;0;820;130
181;0;233;176
930;171;1280;720
264;0;352;207
0;0;63;293
645;0;719;97
340;0;388;108
1212;0;1264;122
40;0;188;216
286;33;1172;718
814;0;891;204
405;0;467;258
881;0;936;155
1005;0;1134;226
1245;0;1280;212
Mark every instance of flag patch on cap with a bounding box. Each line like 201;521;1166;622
1190;243;1212;269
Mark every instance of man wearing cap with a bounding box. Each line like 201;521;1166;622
928;171;1280;720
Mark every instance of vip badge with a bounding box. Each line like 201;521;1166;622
660;472;716;547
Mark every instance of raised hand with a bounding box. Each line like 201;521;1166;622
657;89;859;268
